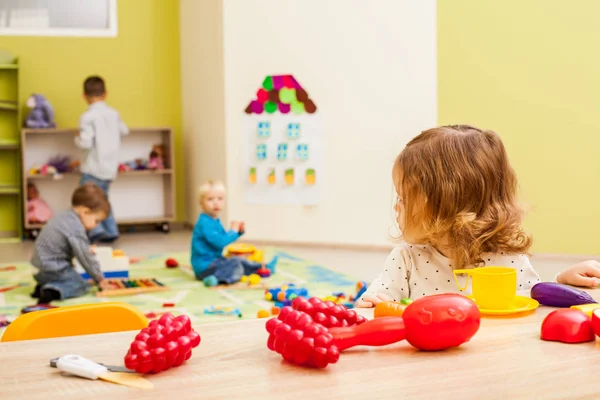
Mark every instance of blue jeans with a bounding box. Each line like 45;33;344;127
80;173;119;242
34;267;90;300
198;256;262;284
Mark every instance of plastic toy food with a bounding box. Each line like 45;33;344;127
540;309;595;343
165;258;179;268
291;296;367;328
402;293;480;351
591;309;600;336
124;313;201;373
265;306;405;368
531;282;596;308
374;301;405;318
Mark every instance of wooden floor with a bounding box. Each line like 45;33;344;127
0;229;587;282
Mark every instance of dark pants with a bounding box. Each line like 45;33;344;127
33;267;90;300
198;256;262;284
80;173;119;242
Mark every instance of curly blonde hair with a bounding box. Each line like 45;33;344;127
393;125;531;268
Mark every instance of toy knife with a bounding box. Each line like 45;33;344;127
50;357;134;373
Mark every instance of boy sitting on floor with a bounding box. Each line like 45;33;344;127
31;183;112;304
191;180;277;284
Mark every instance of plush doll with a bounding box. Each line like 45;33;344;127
148;150;164;170
25;94;56;129
27;182;53;224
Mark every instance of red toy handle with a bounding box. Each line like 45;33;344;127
329;317;406;351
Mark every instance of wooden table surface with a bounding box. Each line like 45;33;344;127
2;297;600;400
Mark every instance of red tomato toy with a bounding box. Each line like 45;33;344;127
402;293;480;351
541;309;595;344
592;309;600;337
124;313;201;373
165;258;179;268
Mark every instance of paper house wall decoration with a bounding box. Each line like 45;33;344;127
243;74;321;205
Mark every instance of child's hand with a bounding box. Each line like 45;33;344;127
557;260;600;288
90;245;97;254
230;221;242;232
238;222;245;233
355;293;392;308
99;279;113;290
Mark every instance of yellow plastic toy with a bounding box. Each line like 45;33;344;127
257;309;270;318
1;302;148;342
571;303;600;317
224;243;264;263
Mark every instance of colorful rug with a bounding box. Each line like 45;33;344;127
0;248;361;334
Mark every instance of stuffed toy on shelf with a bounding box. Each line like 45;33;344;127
24;94;56;129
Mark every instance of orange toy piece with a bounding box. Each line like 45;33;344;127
1;302;148;342
257;310;270;318
374;301;405;318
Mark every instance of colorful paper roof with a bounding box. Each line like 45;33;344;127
244;74;317;115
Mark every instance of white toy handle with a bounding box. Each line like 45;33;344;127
56;355;108;380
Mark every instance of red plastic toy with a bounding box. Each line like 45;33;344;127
592;309;600;336
265;306;405;368
541;309;595;344
165;258;179;268
124;313;201;373
256;267;271;278
403;293;481;351
291;296;367;328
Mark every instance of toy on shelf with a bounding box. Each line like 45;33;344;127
27;182;53;225
148;144;166;170
540;309;595;343
265;284;308;307
204;306;242;318
266;307;404;368
97;278;168;297
531;282;596;308
24;93;56;128
29;155;80;177
124;313;201;374
224;243;264;263
165;258;179;268
374;301;405;318
74;246;129;279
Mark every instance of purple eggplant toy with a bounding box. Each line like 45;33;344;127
530;282;596;308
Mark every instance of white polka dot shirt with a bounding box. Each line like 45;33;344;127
360;243;540;302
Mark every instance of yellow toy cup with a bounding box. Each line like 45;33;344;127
453;267;517;310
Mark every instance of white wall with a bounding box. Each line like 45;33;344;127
222;0;437;246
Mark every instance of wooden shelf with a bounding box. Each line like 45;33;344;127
0;139;19;150
27;169;173;180
23;127;173;135
0;64;18;70
0;185;20;195
0;101;18;111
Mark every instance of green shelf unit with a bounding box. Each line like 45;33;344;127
0;56;21;242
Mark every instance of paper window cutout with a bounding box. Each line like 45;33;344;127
256;144;267;160
277;143;288;161
305;169;316;185
287;122;301;139
257;121;271;138
249;167;256;184
297;144;309;160
267;168;276;185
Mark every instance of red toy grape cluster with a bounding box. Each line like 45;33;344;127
124;313;201;373
266;306;341;368
291;296;367;328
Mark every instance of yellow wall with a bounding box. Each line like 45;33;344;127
438;0;600;255
0;0;184;226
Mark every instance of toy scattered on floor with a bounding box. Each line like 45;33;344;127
224;243;264;263
354;281;368;301
0;283;29;293
75;246;129;279
0;265;16;272
203;275;219;287
165;258;179;268
265;307;404;368
163;303;175;308
265;284;308;306
204;306;242;318
540;309;595;343
27;182;53;224
322;293;354;308
256;267;271;278
125;313;201;374
241;273;261;286
257;310;270;318
21;304;58;314
144;311;171;320
97;278;168;297
291;296;366;328
374;301;406;318
24;93;56;128
0;314;13;327
531;282;596;308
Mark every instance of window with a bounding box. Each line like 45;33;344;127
0;0;117;37
256;144;267;160
257;121;271;138
277;143;288;161
287;122;300;139
297;144;309;161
